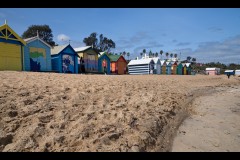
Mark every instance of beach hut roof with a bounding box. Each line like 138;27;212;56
74;46;91;52
185;63;191;67
0;23;26;45
128;58;154;66
51;44;69;55
160;60;165;65
152;57;160;64
225;70;234;72
108;54;121;62
24;36;52;48
206;68;220;71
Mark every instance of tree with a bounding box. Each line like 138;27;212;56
155;52;158;58
119;52;123;55
149;50;152;58
127;52;130;60
187;56;192;62
174;53;178;59
115;53;118;55
170;53;173;59
143;49;146;56
83;32;116;52
160;50;163;59
140;52;143;58
122;51;126;57
166;52;169;59
192;58;196;63
22;24;56;46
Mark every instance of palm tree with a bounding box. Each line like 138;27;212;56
140;52;143;58
127;52;130;60
160;50;163;59
166;52;169;60
170;53;173;60
123;51;126;57
174;53;177;58
149;50;152;58
155;52;158;58
120;52;122;55
143;49;146;56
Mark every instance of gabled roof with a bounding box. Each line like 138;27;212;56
51;44;69;55
160;60;165;65
185;63;191;67
0;23;26;45
98;52;110;59
128;58;154;66
152;57;160;64
108;54;121;62
24;36;52;48
74;46;91;52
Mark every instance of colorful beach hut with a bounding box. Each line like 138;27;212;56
23;35;52;72
177;63;183;75
206;68;220;75
51;44;78;74
152;58;161;74
98;52;111;74
74;46;99;73
166;61;172;75
109;54;127;75
185;63;192;75
0;21;26;71
171;61;178;75
161;60;166;75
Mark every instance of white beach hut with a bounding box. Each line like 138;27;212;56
128;58;155;75
235;70;240;75
152;57;161;74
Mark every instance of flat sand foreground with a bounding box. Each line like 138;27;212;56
172;85;240;152
0;71;239;152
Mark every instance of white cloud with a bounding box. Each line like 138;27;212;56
57;34;70;42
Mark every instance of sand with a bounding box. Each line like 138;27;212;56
172;85;240;152
0;71;239;152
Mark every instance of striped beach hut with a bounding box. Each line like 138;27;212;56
98;52;111;74
109;54;127;75
128;58;155;75
23;35;52;72
74;46;99;73
51;44;78;73
177;63;183;75
0;21;26;71
152;58;161;74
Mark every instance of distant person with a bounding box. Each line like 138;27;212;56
227;73;230;79
81;59;85;74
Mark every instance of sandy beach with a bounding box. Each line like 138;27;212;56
0;71;239;152
172;85;240;152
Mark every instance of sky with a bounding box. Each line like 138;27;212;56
0;8;240;64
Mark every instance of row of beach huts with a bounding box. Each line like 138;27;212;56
1;22;194;75
0;22;129;74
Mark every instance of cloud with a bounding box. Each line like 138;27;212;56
173;35;240;64
172;39;177;43
176;42;191;46
208;27;223;32
57;34;70;42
